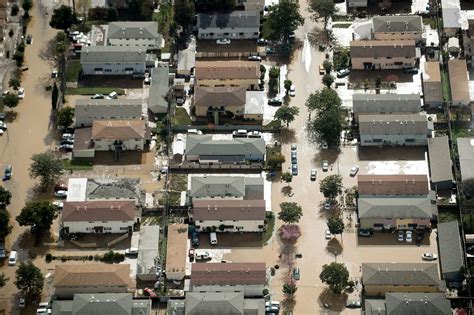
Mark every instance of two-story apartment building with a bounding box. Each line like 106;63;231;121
107;21;163;48
365;292;451;315
189;176;264;200
358;175;429;197
190;263;266;297
192;199;266;232
74;99;143;128
350;40;418;70
197;11;260;39
427;136;454;190
92;120;148;151
80;46;156;76
352;94;421;123
61;200;135;234
359;114;428;146
372;16;423;42
195;61;260;90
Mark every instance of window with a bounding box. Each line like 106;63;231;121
93;68;103;71
373;139;382;143
364;140;372;143
405;138;415;143
120;227;129;230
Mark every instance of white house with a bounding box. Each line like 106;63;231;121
190;263;266;297
107;21;163;48
197;11;260;40
61;200;135;234
92;120;149;151
75;99;144;128
192;199;265;232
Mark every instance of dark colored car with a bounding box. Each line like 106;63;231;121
358;229;372;237
26;34;32;44
191;231;199;247
4;164;12;180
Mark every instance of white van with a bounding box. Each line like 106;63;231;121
36;308;52;314
108;91;118;99
8;251;17;266
210;232;217;245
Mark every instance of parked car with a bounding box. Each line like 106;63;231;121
421;252;437;261
319;64;325;75
310;169;317;181
346;300;361;308
291;144;297;152
176;97;185;105
322;160;329;172
292;164;298;176
232;129;247;138
268;98;283;106
265;305;279;314
403;67;418;74
60;139;74;145
51;69;58;78
325;229;332;240
257;38;268;45
108;91;118;99
26;34;33;44
358;229;372;237
8;250;17;266
291;151;297;164
17;88;25;99
195;251;210;260
54;190;68;198
397;230;404;242
336;69;350;78
52;201;63;209
62;133;74;140
289;85;296;97
143;287;157;298
191;231;199;247
320;141;328;149
54;184;67;191
59;144;73;151
247;131;261;138
406;230;413;242
125;248;138;256
292;267;300;280
350;165;359;177
18;296;26;309
91;94;104;99
0;243;5;259
4;164;12;180
248;55;262;61
188;248;195;259
216;38;231;45
323;200;331;210
0;121;6;130
265;47;277;55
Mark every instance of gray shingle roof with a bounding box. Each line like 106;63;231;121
80;46;152;63
197;11;260;29
364;299;387;315
358;196;436;219
185;135;265;157
438;221;464;280
185;292;244;315
362;263;440;286
372;15;423;33
359;114;427;135
108;21;161;41
385;293;451;315
352;94;421;115
456;137;474;180
194;86;246;108
427;136;453;184
148;65;170;114
191;176;245;198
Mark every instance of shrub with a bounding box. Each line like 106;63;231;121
60;255;67;262
263;288;269;296
88;255;93;261
11;4;19;16
45;253;52;263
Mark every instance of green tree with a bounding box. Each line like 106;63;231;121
13;51;24;66
15;262;44;300
309;107;343;147
3;94;19;108
267;153;285;171
16;201;58;237
309;0;337;31
267;0;304;42
282;282;297;296
274;106;299;127
333;49;349;70
0;273;8;288
327;217;344;241
0;186;12;206
322;74;334;88
51;83;58;110
56;106;74;129
195;0;234;12
21;0;33;16
49;5;75;30
306;87;342;112
281;171;293;186
375;76;382;88
29;152;64;190
284;79;292;93
323;60;332;73
278;202;303;224
174;0;195;30
319;262;349;294
320;175;343;198
9;78;21;90
0;208;12;240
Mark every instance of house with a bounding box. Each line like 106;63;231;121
197;11;260;40
194;86;246;117
365;293;451;315
74;99;143;128
362;263;441;297
189;176;264;200
80;46;156;76
357;196;437;230
192;199;266;232
357;175;429;197
54;264;134;298
427;136;453;190
190;263;266;297
195;61;260;90
438;221;465;282
107;21;163;48
148;64;170;114
137;225;160;281
456;137;474;180
448;59;470;106
235;0;264;11
92;120;149;152
422;62;443;108
352;94;421;123
165;223;189;281
51;293;151;315
358;114;428;146
61;200;135;234
185;134;265;163
177;37;196;77
441;0;462;36
350;40;418;70
184;292;264;315
372;16;423;42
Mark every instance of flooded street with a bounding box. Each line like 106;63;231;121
0;0;58;311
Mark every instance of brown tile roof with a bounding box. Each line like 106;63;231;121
54;264;133;288
358;175;429;195
62;200;135;222
423;62;443;104
424;62;441;82
165;223;188;276
350;40;416;58
448;59;470;104
191;263;266;286
192;199;266;221
194;86;247;108
195;61;260;80
92;120;147;141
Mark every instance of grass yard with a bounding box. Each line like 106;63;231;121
153;4;174;53
170;174;187;192
438;207;459;223
62;159;93;171
332;23;352;28
66;60;81;82
262;212;275;245
66;87;125;95
263;120;282;131
172;107;192;126
440;69;451;102
261;18;273;40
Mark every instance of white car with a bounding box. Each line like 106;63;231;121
0;121;7;130
62;133;74;140
422;252;438;261
289;85;296;97
323;200;331;210
247;131;261;138
54;190;68;198
216;38;231;45
405;230;413;242
248;55;262;61
397;230;404;242
350;165;359;176
325;230;332;240
291;144;297;152
310;169;317;181
17;88;25;99
52;201;63;209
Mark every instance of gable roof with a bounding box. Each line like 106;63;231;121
165;223;188;277
148;65;170;114
427;136;453;184
358;196;436;219
108;21;161;41
75;99;143;122
358;175;429;196
423;62;443;104
191;263;266;286
185;292;244;315
195;61;260;81
192;199;266;221
191;176;246;198
352;94;421;114
438;221;464;279
80;46;152;63
385;293;451;315
372;15;422;33
359;114;427;135
54;264;133;288
194;86;247;108
92;120;147;140
62;200;135;222
456;137;474;180
185;134;265;157
448;59;469;104
197;11;260;29
362;263;440;286
350;40;416;58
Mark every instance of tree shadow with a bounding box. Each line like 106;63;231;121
325;238;343;259
318;206;342;220
281;185;292;196
5;110;18;122
274;128;296;145
318;288;348;313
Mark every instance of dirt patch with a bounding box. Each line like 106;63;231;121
79;76;143;89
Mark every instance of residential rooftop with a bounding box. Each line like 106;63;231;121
54;264;133;288
358;196;437;219
192;199;266;221
197;11;260;29
427;136;453;185
195;61;260;81
362;263;440;286
92;120;147;141
62;200;135;222
372;15;423;33
191;263;266;286
350;40;416;58
357;175;429;196
165;223;188;278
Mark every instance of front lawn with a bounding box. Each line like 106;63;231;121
66;87;125;95
172;107;192;126
262;212;275;245
62;159;93;171
66;60;81;82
